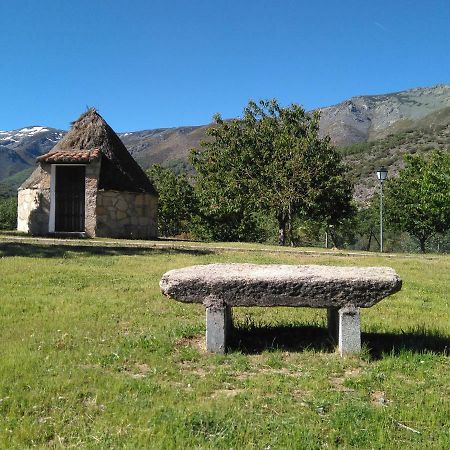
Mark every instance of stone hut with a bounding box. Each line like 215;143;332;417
17;109;158;239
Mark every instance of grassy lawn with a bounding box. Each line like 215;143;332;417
0;240;448;448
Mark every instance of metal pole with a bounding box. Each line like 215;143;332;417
380;181;383;253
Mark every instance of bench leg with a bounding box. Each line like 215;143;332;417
225;305;233;336
206;304;231;353
338;306;361;356
327;307;339;342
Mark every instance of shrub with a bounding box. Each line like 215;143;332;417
0;197;17;230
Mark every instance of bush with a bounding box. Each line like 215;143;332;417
0;197;17;230
147;165;197;238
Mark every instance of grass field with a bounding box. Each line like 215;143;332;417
0;238;448;449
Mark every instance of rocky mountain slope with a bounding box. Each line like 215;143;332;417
118;125;212;171
1;84;449;202
318;84;450;145
341;106;450;201
0;127;64;180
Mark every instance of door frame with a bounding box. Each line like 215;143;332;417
49;164;87;233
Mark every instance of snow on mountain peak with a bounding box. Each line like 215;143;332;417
0;126;55;142
0;126;57;145
16;126;50;136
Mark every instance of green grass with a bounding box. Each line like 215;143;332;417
0;240;448;448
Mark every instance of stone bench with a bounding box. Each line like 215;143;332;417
160;263;402;355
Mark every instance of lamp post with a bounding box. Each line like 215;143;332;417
376;166;388;252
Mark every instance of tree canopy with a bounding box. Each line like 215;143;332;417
0;197;17;230
190;99;353;244
147;165;196;238
385;149;450;252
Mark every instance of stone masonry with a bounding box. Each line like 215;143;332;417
96;190;157;239
17;187;50;234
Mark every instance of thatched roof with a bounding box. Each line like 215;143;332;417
34;109;156;194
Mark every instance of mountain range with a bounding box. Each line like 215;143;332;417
1;84;449;202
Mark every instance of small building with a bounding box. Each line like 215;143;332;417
17;109;158;239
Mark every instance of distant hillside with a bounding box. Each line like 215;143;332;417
340;106;450;201
0;127;64;180
0;168;34;199
319;84;450;145
1;84;449;202
118;125;211;170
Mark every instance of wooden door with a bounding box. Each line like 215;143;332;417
55;166;85;232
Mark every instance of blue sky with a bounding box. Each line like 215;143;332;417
1;0;449;131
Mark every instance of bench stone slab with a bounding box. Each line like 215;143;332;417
160;263;402;308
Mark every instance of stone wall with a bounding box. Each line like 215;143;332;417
17;188;51;235
17;165;52;235
84;161;100;236
95;190;158;239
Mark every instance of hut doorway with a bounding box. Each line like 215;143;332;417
54;166;86;232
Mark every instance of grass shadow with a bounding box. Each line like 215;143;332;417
0;242;213;258
363;329;449;359
229;323;449;358
229;323;334;354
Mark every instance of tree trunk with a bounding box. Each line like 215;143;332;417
330;229;339;249
287;204;293;246
365;231;372;252
278;214;287;246
419;237;426;253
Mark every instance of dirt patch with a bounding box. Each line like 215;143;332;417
172;381;194;392
345;367;364;377
130;363;151;379
175;335;205;352
118;362;152;379
234;371;257;381
263;367;306;379
329;376;355;393
291;389;311;404
117;321;132;336
179;361;208;378
210;388;244;399
371;390;390;406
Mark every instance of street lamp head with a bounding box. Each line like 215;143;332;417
376;166;388;182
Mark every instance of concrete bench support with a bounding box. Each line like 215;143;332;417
206;304;232;353
338;306;361;355
327;306;361;355
327;307;339;342
207;304;361;355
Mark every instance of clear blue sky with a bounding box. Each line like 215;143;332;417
1;0;449;131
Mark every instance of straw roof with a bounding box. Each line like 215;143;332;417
32;109;156;194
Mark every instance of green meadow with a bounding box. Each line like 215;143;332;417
0;238;448;449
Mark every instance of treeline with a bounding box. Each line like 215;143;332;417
148;100;450;253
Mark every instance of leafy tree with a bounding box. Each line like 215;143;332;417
354;200;381;251
190;99;353;244
0;197;17;230
385;149;450;252
147;165;197;237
